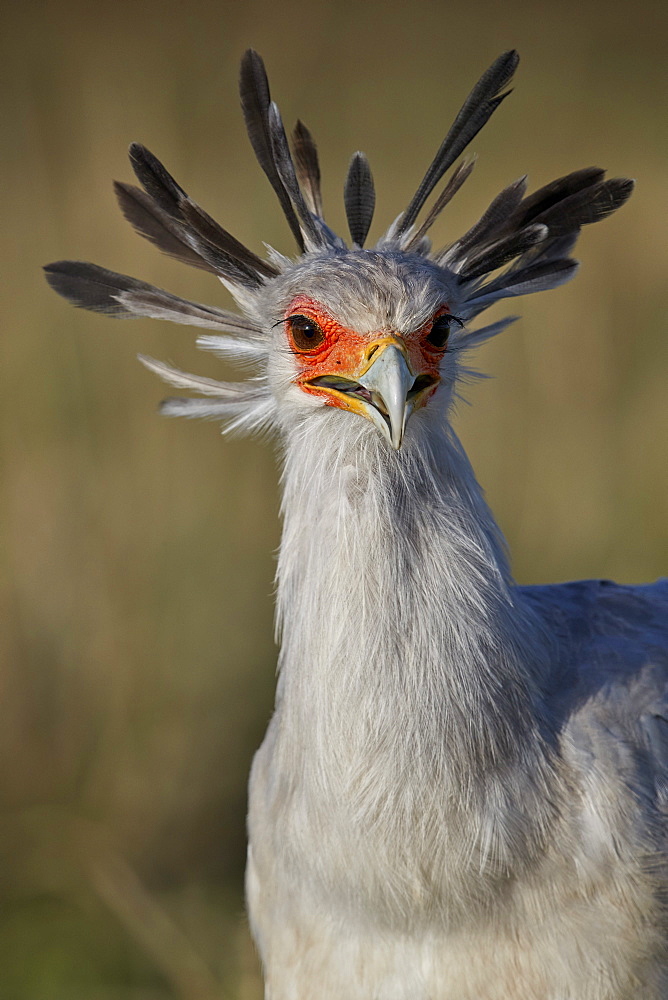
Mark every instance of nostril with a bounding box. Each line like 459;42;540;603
366;344;379;362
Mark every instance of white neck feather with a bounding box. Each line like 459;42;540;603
272;410;559;899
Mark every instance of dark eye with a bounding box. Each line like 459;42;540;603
287;314;326;352
425;313;462;350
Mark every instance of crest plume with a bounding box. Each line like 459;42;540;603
397;49;519;236
45;48;633;426
292;120;323;218
126;142;277;285
404;157;476;250
344;152;376;247
266;101;328;250
239;49;305;250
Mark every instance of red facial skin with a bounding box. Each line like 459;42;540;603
285;295;450;412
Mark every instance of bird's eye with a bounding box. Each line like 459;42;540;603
425;313;462;350
287;314;326;352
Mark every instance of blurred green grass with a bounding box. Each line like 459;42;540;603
1;0;667;995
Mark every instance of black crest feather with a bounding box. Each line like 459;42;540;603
398;50;519;235
405;158;476;250
128;143;186;215
528;177;635;236
178;199;279;278
505;167;606;230
45;48;636;354
292;120;323;218
445;176;528;262
43;261;264;335
475;257;579;301
459;224;548;281
267;102;326;248
239;49;305;250
44;260;146;315
114;181;217;274
127;143;276;285
511;230;580;272
344;152;376;248
446;167;633;278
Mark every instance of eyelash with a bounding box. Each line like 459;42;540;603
424;312;464;350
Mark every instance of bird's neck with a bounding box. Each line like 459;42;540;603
274;413;554;800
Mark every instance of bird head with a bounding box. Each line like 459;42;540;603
45;50;633;452
259;249;461;449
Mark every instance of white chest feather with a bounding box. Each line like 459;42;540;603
246;415;665;999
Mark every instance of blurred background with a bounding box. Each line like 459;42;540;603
1;0;667;996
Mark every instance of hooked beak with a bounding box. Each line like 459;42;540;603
356;344;414;449
304;339;439;450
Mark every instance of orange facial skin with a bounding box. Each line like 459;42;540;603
285;295;449;413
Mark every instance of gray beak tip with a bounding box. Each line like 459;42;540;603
358;344;414;451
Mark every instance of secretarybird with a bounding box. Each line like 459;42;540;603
45;49;667;1000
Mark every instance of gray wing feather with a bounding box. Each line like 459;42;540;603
523;578;668;814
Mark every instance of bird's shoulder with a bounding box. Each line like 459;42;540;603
519;578;668;806
519;577;668;667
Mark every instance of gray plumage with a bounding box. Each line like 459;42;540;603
44;48;666;1000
